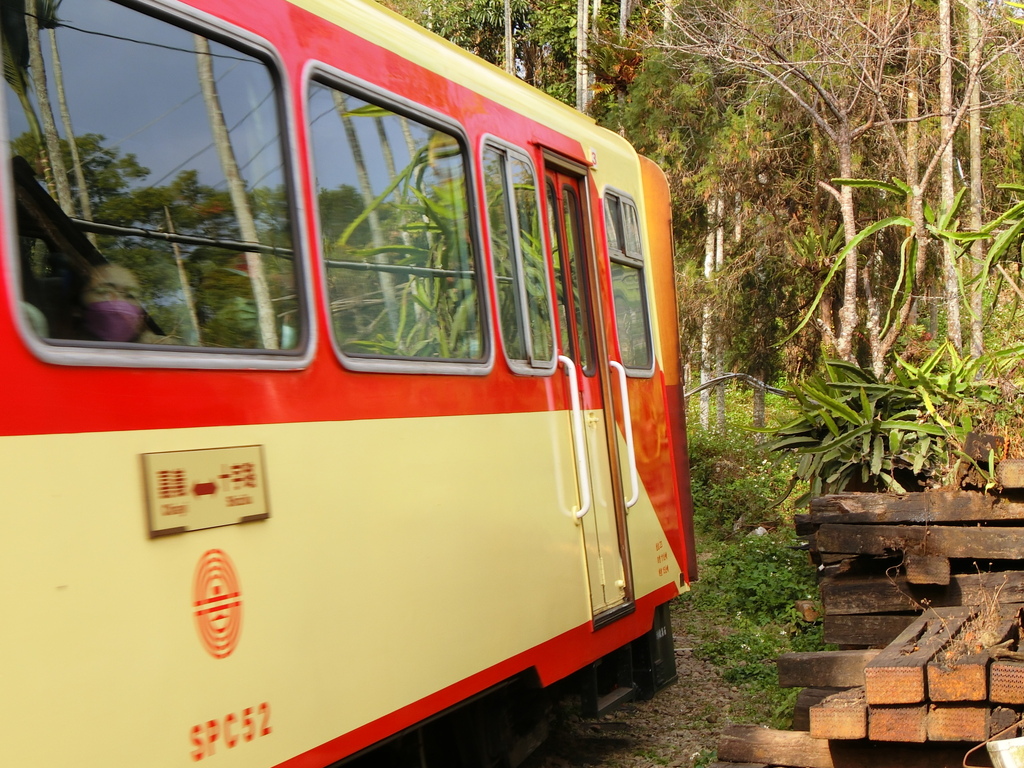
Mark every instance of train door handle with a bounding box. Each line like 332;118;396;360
558;355;591;519
610;360;639;509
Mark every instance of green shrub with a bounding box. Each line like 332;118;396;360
687;426;799;538
691;530;819;624
764;344;1024;502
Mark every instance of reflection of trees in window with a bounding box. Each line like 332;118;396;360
309;83;484;361
605;192;652;371
2;0;299;350
482;144;553;369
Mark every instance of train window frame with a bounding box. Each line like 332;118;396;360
479;137;556;376
0;0;314;370
603;187;655;378
305;63;493;376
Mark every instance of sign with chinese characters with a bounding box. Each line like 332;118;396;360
142;446;269;537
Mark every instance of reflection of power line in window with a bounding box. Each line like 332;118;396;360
146;88;277;191
55;22;276;191
57;21;258;63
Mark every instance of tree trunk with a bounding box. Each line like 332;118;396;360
699;219;714;430
504;0;513;75
333;92;401;336
576;0;591;113
715;193;726;430
967;0;984;358
939;0;962;351
753;373;766;442
195;35;278;349
165;206;203;345
47;27;92;233
26;3;73;215
834;139;860;362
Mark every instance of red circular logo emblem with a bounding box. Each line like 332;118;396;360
193;549;243;659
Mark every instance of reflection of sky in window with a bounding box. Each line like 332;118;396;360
308;85;436;193
3;0;284;195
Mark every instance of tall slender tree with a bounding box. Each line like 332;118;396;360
195;35;278;349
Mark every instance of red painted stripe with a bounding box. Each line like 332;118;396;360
665;383;698;582
0;0;601;438
273;584;680;768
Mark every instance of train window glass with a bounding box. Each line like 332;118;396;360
3;0;300;351
562;186;592;373
604;191;653;373
546;181;573;361
482;143;554;371
308;83;484;362
604;195;622;253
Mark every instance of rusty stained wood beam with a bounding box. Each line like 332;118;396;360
991;659;1024;705
927;612;1020;702
927;703;995;742
809;687;867;740
868;703;928;742
811;693;1017;744
794;687;846;732
864;609;972;705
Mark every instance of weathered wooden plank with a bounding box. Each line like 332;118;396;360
717;725;835;768
864;609;971;704
904;553;950;585
868;704;928;742
823;613;917;647
793;687;845;731
777;650;880;688
926;703;990;742
810;491;1021;525
809;687;866;740
817;523;1024;560
718;725;992;768
820;571;1024;616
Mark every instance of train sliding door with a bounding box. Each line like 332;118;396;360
546;163;634;624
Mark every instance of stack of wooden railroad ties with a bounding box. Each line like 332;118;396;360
711;457;1024;768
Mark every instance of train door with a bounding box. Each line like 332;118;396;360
545;162;634;623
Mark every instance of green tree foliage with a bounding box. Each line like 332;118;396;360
378;0;1024;396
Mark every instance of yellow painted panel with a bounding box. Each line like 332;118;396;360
0;410;677;767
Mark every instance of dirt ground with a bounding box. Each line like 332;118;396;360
522;601;744;768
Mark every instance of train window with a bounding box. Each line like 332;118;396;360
604;191;653;374
482;143;554;372
308;81;485;365
2;0;301;355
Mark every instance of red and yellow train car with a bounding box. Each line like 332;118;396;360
0;0;696;765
